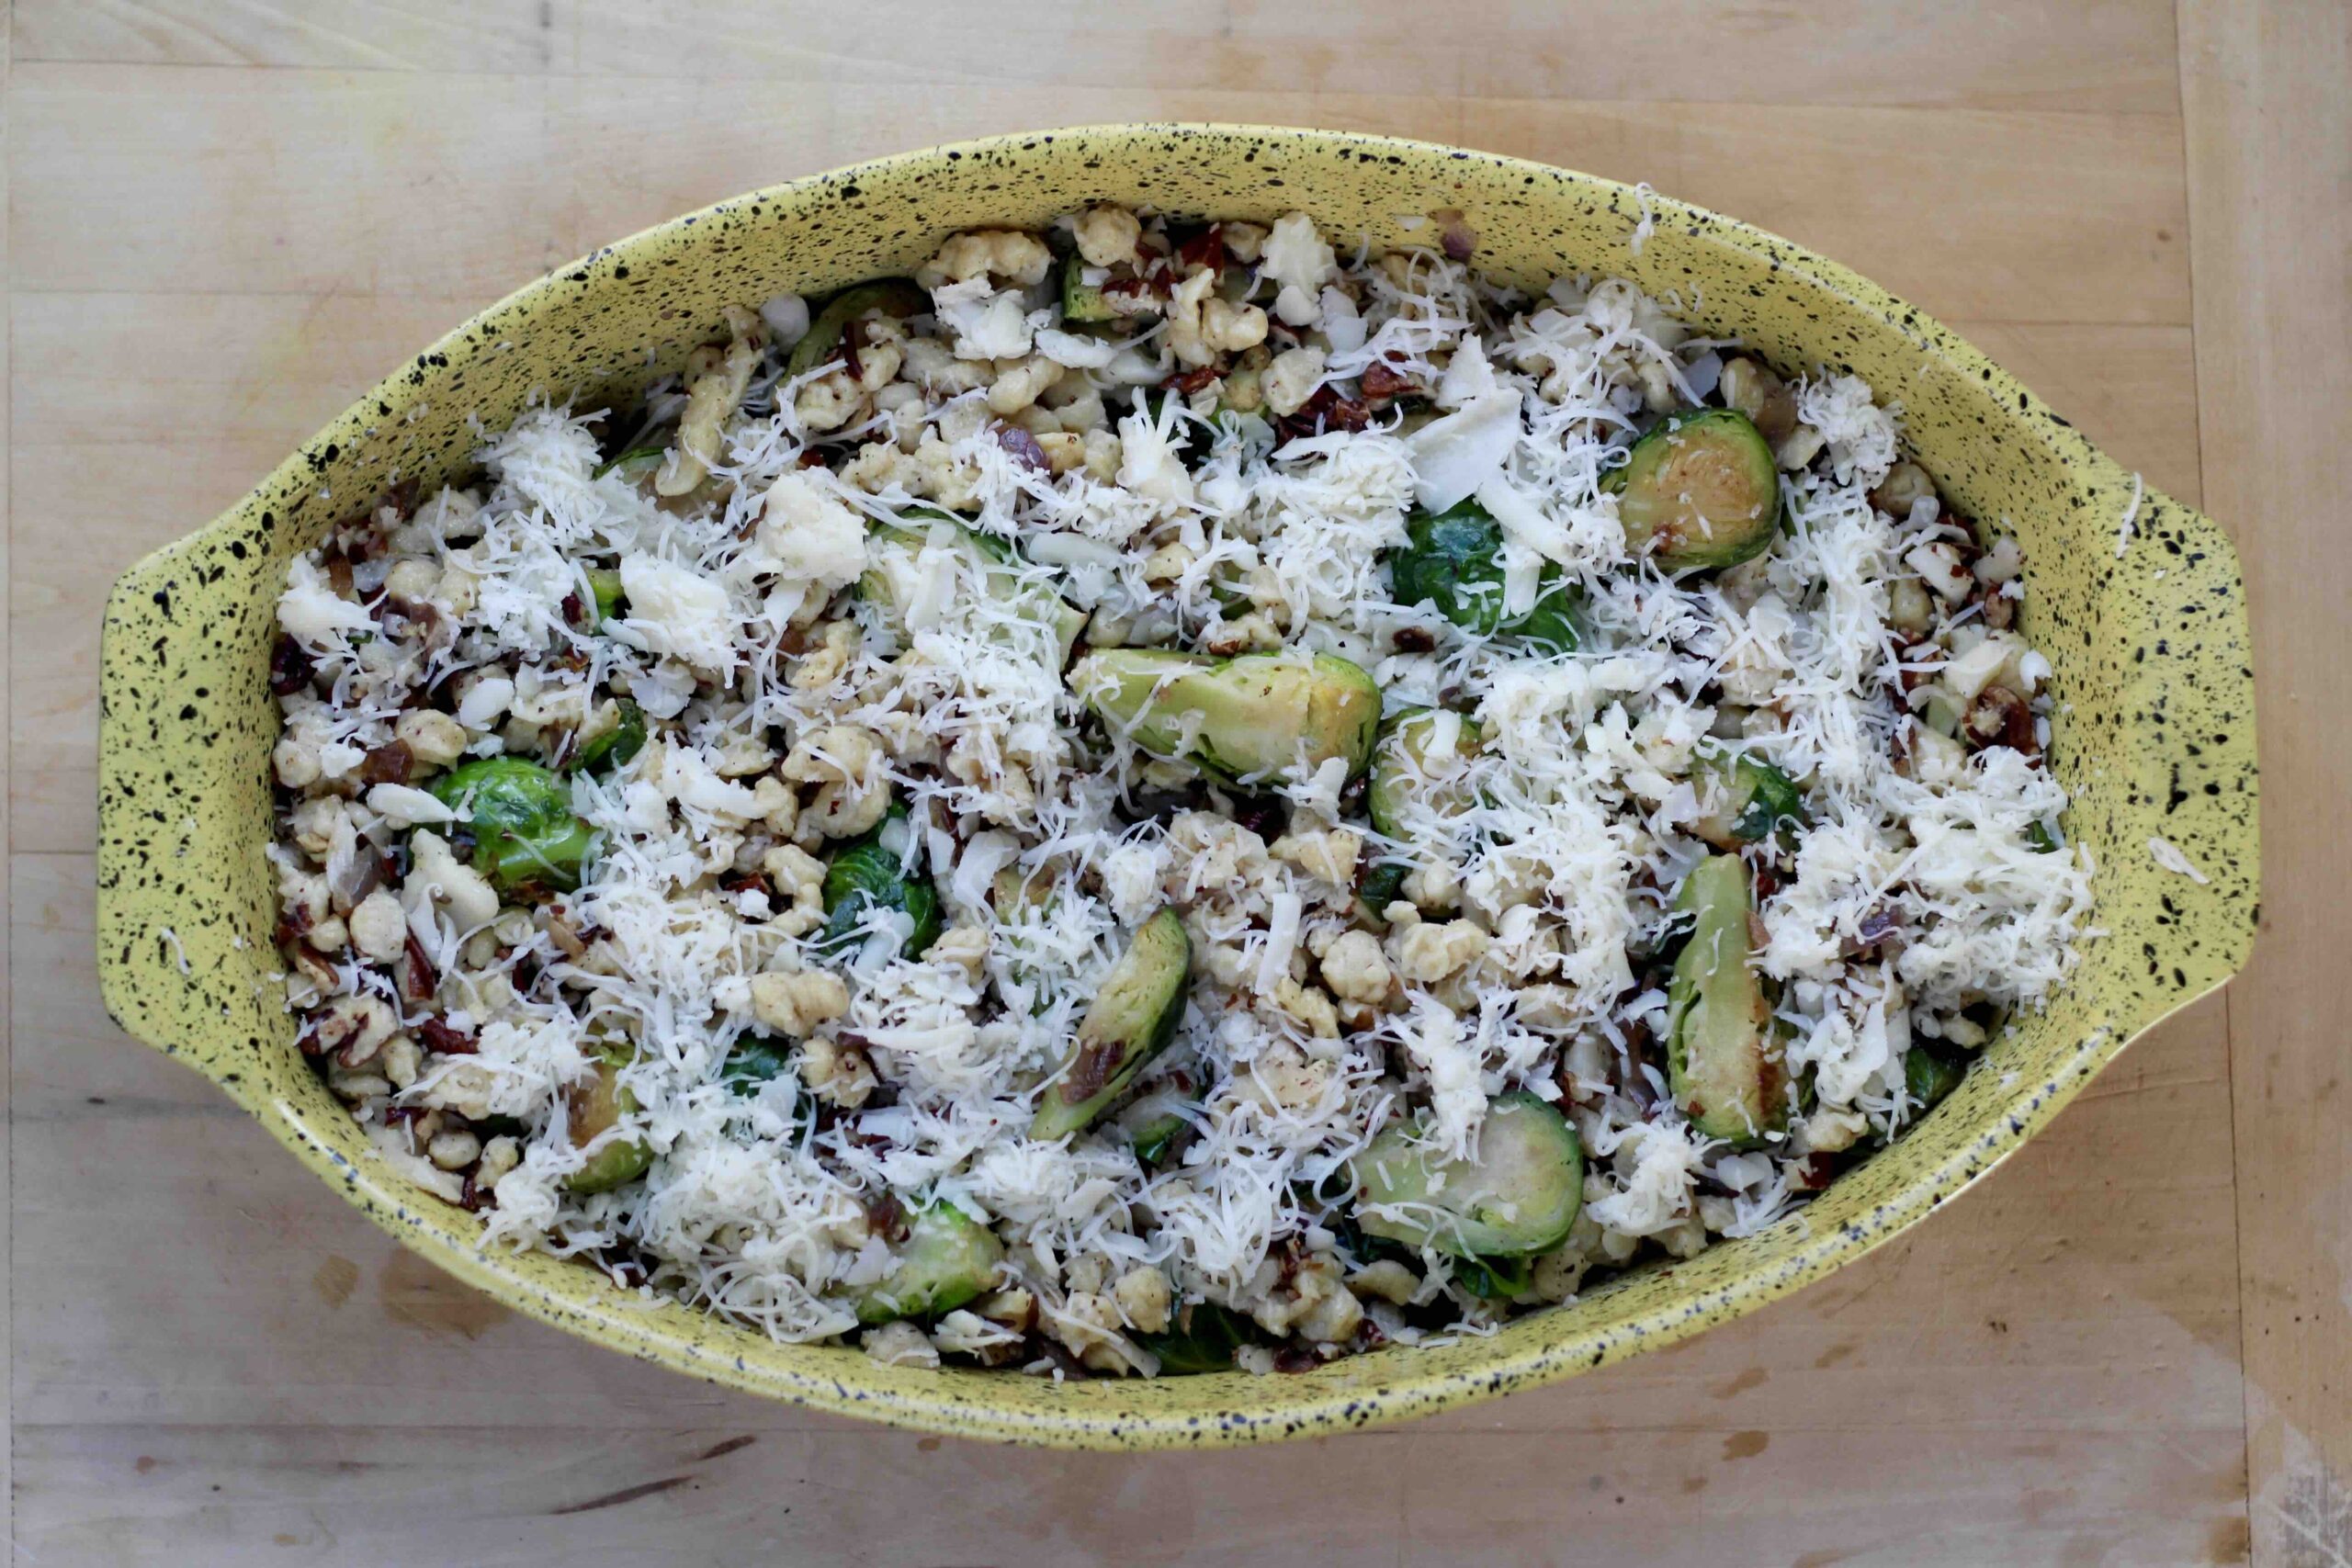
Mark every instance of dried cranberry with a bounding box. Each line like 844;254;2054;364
416;1016;476;1055
1227;795;1289;841
401;930;438;1003
268;637;315;696
996;424;1050;473
840;315;866;382
1173;223;1227;277
1391;626;1437;653
1433;209;1477;262
1163;365;1220;397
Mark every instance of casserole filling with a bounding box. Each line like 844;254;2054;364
266;207;2090;1375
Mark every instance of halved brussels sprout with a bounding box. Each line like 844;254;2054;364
1665;853;1787;1146
844;1200;1005;1325
1689;746;1807;852
1074;649;1382;784
1114;1082;1198;1168
1351;1091;1585;1258
1604;408;1781;571
569;698;646;777
427;756;597;895
1031;908;1193;1141
859;517;1088;665
564;1042;652;1194
582;568;626;625
820;807;941;963
1060;254;1119;325
1367;707;1484;841
1386;499;1578;645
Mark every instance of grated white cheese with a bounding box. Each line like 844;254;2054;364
2114;470;2146;558
2147;836;2210;885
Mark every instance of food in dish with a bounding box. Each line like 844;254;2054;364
266;205;2091;1375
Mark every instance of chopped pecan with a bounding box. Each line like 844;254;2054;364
1274;385;1372;442
361;741;414;785
1965;685;2038;756
546;908;589;960
1359;360;1416;401
863;1190;910;1246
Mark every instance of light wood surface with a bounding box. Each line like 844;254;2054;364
6;3;2341;1562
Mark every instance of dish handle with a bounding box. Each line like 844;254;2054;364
2061;447;2262;1039
96;524;290;1096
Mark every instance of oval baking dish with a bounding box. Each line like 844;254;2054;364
95;124;2258;1449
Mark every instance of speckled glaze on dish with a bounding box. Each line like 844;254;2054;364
95;125;2258;1449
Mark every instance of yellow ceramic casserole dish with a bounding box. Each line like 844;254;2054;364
95;124;2257;1448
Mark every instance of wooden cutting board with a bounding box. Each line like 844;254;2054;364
4;3;2341;1562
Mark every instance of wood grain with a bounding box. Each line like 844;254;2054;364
0;3;17;1552
18;0;2186;110
4;1;2332;1562
2177;3;2352;1564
